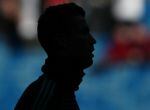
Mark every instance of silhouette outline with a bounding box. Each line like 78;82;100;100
15;3;96;110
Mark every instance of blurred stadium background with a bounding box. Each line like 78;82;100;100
0;0;150;110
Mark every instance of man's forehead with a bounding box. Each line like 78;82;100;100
71;16;86;23
70;16;89;28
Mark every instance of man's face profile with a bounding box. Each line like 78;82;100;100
66;16;96;68
38;3;96;69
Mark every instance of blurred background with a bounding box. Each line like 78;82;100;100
0;0;150;110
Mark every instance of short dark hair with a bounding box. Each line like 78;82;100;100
37;3;85;52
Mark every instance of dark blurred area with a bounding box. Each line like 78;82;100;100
0;0;150;110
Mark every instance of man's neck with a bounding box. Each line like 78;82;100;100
41;57;84;79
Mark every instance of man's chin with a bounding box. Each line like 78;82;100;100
73;57;94;69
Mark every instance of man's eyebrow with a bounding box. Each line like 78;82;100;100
79;25;90;32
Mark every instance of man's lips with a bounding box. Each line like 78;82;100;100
89;46;94;52
90;49;95;57
91;47;95;57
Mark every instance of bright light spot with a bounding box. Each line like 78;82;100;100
18;0;39;40
18;18;37;40
112;0;144;21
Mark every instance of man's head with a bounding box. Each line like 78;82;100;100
38;3;96;68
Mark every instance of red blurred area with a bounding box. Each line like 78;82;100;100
108;24;150;63
97;23;150;70
44;0;72;7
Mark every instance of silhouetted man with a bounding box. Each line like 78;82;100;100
15;3;96;110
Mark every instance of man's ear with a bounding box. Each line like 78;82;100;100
54;34;72;56
54;34;69;49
